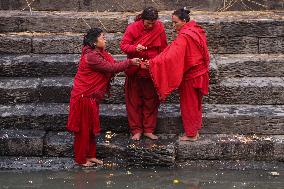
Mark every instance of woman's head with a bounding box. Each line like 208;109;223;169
172;8;190;31
136;7;159;30
83;28;106;49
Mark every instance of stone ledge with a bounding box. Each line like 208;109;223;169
1;31;283;54
1;103;284;135
0;156;283;170
1;54;283;79
1;76;283;104
0;0;283;12
0;129;45;156
44;132;176;167
0;11;282;38
43;132;284;162
177;134;284;161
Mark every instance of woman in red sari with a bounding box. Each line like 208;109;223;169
67;28;140;167
120;7;167;140
146;8;210;141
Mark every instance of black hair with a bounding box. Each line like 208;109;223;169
135;7;159;21
83;27;103;48
173;8;190;22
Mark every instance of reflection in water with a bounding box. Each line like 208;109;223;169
0;168;283;189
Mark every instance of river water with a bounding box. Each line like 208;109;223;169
0;168;283;189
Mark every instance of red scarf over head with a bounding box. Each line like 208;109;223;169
149;21;210;101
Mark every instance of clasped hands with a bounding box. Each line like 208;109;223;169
130;58;150;69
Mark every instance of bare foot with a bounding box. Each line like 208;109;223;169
80;161;95;167
131;133;142;141
87;158;103;165
144;133;159;140
179;133;199;141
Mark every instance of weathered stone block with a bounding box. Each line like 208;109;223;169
0;104;35;129
0;129;45;156
0;33;32;54
44;131;73;157
273;135;284;161
0;78;40;104
32;33;82;54
215;54;284;78
208;77;284;105
177;134;277;161
2;103;284;135
0;16;27;32
208;36;259;54
97;133;176;167
39;77;72;103
259;37;284;53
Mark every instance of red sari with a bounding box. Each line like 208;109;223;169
149;21;210;137
67;46;130;164
120;19;167;134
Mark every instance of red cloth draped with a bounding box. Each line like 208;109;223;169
149;21;210;101
120;20;167;77
67;46;129;134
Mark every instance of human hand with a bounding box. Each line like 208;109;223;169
136;44;147;52
130;58;141;66
139;60;150;69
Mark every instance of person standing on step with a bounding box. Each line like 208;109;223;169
145;8;210;141
67;28;141;167
120;7;168;141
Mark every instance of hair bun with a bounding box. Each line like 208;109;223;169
183;7;190;14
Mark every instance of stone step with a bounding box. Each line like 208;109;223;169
0;54;283;78
1;76;283;104
0;129;45;156
0;54;124;77
214;54;284;78
0;11;283;36
1;103;283;135
45;132;176;167
208;77;284;105
1;129;282;165
0;53;218;83
0;157;283;170
0;0;282;12
0;10;283;54
44;131;284;162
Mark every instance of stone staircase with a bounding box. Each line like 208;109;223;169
0;1;283;169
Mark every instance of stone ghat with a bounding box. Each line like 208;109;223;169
1;103;284;135
0;130;283;168
0;156;283;170
0;32;282;55
0;11;283;54
0;0;283;12
1;53;283;78
0;76;283;104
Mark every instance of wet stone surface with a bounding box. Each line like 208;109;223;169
177;134;284;161
0;129;45;156
45;132;177;167
1;103;284;135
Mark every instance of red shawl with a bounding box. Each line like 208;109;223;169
120;20;167;77
67;46;115;134
149;21;210;101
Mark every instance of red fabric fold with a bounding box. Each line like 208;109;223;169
149;21;210;101
120;20;167;77
67;46;124;135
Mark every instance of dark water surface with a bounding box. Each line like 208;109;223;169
0;168;283;189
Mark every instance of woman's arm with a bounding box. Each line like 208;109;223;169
86;51;140;73
120;26;137;54
86;51;130;73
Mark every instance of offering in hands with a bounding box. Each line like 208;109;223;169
140;58;148;69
